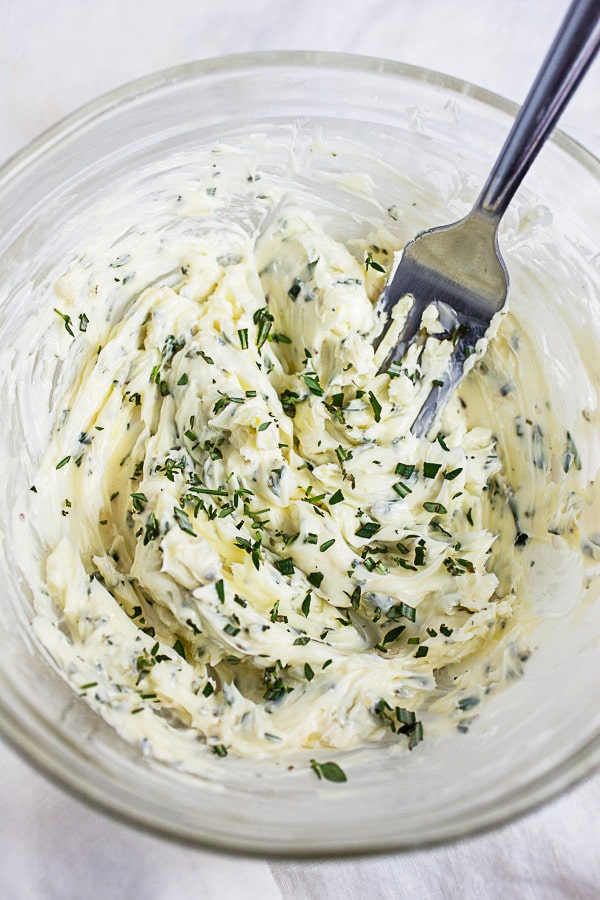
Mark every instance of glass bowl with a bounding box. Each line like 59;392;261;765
0;52;599;857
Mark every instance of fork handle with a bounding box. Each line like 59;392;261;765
476;0;600;218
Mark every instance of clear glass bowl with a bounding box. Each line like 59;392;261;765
0;52;599;856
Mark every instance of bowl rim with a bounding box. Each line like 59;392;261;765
1;49;600;858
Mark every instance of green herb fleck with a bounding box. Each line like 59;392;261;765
368;391;382;422
444;468;462;481
308;572;324;589
301;371;324;397
385;602;416;622
173;639;186;660
131;492;147;512
393;481;412;498
310;759;347;783
174;506;195;536
304;663;315;682
274;557;295;576
355;521;381;539
253;306;274;350
238;327;249;350
301;591;312;617
424;501;447;514
365;253;385;273
143;512;160;545
54;308;74;337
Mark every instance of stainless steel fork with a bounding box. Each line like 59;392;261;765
374;0;600;437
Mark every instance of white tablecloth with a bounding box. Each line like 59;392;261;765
2;2;599;897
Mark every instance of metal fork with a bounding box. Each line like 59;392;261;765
374;0;600;437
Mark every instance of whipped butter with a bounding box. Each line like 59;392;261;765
18;140;593;775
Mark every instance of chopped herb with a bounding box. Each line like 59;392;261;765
308;572;324;589
304;663;315;682
211;745;228;757
56;455;71;470
177;373;189;386
288;277;303;300
301;371;324;397
424;501;447;514
423;462;441;479
279;389;302;418
253;306;274;350
329;489;345;505
301;591;312;617
385;602;416;622
320;539;335;552
383;625;406;644
274;557;295;576
293;636;310;646
238;327;249;350
414;543;426;566
407;720;424;750
213;392;244;414
444;468;463;481
202;682;214;697
440;623;454;637
174;506;195;536
143;512;160;545
348;585;361;610
437;434;450;451
310;759;347;783
53;308;74;337
414;645;429;658
215;579;225;603
355;522;381;539
395;462;415;478
393;481;412;498
80;682;98;691
234;536;262;569
173;639;186;660
365;253;385;273
466;508;474;526
258;421;271;432
199;350;214;365
368;391;382;422
131;492;148;512
78;313;89;332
